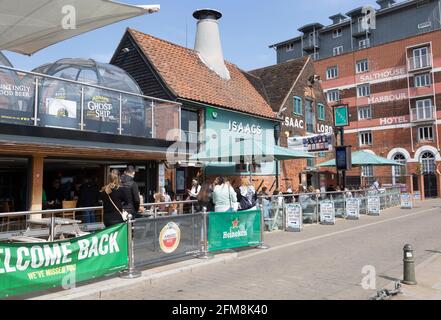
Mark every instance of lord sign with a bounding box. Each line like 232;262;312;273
285;204;302;232
346;198;360;220
208;210;261;252
368;197;381;216
0;223;128;298
320;201;336;225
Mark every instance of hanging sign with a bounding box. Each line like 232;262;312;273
367;197;381;216
285;204;303;232
320;201;336;225
346;198;360;220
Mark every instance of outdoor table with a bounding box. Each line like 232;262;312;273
28;218;85;241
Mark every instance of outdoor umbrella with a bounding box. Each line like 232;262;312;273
0;0;160;55
316;150;405;168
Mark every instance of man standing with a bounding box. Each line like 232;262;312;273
121;165;144;218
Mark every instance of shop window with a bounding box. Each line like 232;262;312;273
421;152;435;174
293;96;303;115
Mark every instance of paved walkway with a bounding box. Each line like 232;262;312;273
29;199;441;300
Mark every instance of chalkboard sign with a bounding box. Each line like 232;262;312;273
320;201;336;225
367;197;381;216
346;198;360;220
285;204;302;232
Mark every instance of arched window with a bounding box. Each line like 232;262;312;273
421;152;435;174
393;153;407;177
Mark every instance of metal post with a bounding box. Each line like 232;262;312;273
119;94;123;135
257;204;270;250
121;215;142;279
315;194;319;224
198;207;214;259
33;78;39;126
403;244;417;285
282;197;286;231
49;213;55;242
80;87;84;130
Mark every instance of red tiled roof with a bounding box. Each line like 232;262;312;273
127;28;276;120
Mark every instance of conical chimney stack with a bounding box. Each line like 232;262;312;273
193;9;230;80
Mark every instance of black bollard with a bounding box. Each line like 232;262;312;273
403;244;417;285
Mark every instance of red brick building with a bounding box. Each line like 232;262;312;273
314;29;441;197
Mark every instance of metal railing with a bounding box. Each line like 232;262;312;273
0;65;181;141
259;187;402;231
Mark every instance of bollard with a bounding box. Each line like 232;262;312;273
197;207;214;259
120;214;142;279
257;204;270;250
403;244;417;285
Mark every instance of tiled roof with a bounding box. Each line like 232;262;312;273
127;29;276;120
249;57;309;112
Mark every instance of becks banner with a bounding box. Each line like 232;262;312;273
0;223;128;299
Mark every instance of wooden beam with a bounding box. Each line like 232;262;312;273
30;155;45;218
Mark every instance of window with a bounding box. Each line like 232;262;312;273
327;90;340;102
305;100;315;133
414;73;431;87
326;66;338;79
412;47;430;69
307;158;316;168
359;131;372;146
362;165;374;178
311;52;320;61
181;109;199;144
356;59;369;73
421;152;435;174
317;104;326;121
293;96;303;115
358;106;372;120
418;126;434;141
357;84;371;97
415;99;433;120
393;153;407;179
333;46;344;56
332;28;342;38
359;38;370;49
286;43;295;52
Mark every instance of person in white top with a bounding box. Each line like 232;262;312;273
187;179;201;200
212;177;238;212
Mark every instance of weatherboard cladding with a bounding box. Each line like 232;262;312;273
122;28;276;120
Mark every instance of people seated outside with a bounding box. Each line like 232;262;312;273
212;177;238;212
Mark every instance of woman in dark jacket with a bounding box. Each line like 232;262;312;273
197;182;215;212
100;171;129;228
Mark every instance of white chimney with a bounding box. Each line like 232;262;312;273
193;9;231;80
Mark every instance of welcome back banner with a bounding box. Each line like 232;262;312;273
0;223;128;299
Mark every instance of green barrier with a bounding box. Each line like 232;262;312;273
0;223;128;299
208;210;261;252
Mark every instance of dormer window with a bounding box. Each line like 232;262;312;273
332;28;342;38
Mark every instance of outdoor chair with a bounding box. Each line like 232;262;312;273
62;200;78;220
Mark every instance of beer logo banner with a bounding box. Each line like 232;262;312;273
0;223;128;299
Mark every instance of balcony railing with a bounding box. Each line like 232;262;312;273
410;105;435;122
0;65;181;141
408;54;432;71
303;37;320;51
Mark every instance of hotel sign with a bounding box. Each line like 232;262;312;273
357;67;406;83
368;92;407;104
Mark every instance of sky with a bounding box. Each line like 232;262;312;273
5;0;377;72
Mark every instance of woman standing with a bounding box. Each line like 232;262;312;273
212;177;238;212
101;171;129;228
238;178;257;211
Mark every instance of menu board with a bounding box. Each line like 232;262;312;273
285;204;302;232
320;201;335;225
401;193;412;209
367;197;381;216
346;198;360;220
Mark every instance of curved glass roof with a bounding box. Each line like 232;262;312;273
33;58;142;94
0;51;13;67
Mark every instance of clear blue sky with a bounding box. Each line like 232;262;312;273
5;0;375;72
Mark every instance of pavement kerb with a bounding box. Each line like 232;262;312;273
29;252;238;300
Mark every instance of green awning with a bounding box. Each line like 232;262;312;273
317;151;405;168
190;139;315;163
